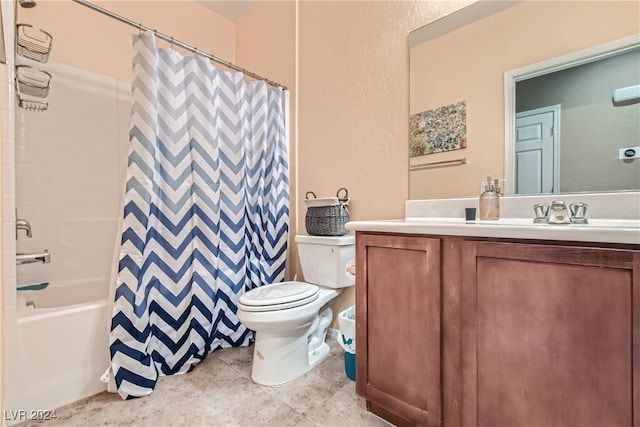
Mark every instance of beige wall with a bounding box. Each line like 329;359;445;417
235;1;298;280
297;1;468;323
235;1;468;317
298;1;464;223
18;0;236;82
410;0;640;199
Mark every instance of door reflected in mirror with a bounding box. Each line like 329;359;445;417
509;43;640;195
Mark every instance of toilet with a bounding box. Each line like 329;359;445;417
237;234;355;386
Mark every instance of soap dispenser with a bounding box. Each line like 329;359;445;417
479;175;500;220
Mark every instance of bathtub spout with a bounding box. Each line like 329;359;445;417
16;250;50;265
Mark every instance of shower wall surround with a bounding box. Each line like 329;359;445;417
15;61;130;292
1;0;16;311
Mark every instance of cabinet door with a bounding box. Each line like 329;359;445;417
461;241;639;427
356;233;441;427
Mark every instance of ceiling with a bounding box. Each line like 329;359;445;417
197;1;260;22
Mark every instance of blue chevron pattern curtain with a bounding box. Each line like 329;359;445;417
110;32;289;399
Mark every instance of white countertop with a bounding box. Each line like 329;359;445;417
346;193;640;245
345;218;640;245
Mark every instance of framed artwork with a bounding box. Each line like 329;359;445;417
410;101;467;157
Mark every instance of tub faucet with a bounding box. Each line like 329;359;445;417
16;218;32;238
548;200;571;224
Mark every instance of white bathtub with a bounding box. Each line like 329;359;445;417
6;282;111;423
18;282;107;312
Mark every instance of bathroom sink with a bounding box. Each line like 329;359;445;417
569;219;640;229
406;217;639;229
347;216;640;245
476;218;640;229
346;192;640;245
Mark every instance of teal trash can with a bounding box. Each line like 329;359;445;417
343;350;356;381
337;306;356;381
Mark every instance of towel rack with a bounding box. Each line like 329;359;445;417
410;157;467;171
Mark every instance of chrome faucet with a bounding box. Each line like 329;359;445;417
569;202;589;224
547;200;571;224
533;203;550;224
16;217;32;238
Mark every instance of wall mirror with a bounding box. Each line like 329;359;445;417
409;1;640;200
504;37;639;195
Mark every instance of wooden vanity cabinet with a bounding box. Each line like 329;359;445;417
460;241;639;427
355;232;639;427
355;233;442;427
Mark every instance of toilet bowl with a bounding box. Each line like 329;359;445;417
237;235;355;386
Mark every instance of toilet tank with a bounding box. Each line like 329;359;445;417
295;235;355;288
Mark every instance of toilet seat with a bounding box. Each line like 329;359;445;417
238;281;319;312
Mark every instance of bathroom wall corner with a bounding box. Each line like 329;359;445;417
1;62;16;310
1;0;16;417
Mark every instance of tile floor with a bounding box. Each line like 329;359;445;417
19;342;392;427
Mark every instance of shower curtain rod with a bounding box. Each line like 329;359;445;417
71;0;287;90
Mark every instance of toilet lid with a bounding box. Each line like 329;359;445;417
238;281;319;312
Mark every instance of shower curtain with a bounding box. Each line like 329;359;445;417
110;32;289;399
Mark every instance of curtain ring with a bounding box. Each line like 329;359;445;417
170;37;174;51
138;24;143;35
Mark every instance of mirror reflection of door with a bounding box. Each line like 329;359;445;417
515;105;560;194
